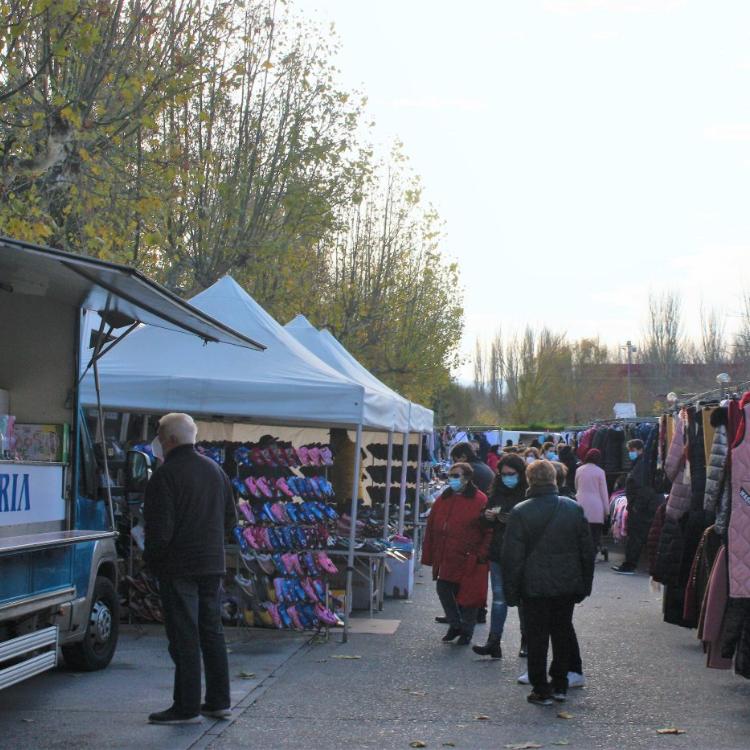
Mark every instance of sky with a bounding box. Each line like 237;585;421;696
300;0;750;379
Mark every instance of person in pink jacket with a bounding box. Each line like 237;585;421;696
574;449;609;557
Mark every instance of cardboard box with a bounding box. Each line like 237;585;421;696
13;423;70;463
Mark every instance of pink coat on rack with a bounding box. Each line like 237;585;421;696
701;544;732;669
728;398;750;598
664;409;691;521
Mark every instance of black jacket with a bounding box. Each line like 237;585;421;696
483;483;526;562
144;444;236;578
469;459;495;494
501;484;594;607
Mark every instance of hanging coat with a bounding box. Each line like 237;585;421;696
728;399;750;598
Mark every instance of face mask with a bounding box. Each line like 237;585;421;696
628;451;639;462
526;457;536;464
546;452;558;461
150;437;164;461
501;474;519;489
448;477;464;492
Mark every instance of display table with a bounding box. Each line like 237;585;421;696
327;549;386;616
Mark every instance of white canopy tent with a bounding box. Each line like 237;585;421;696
284;315;433;551
81;276;417;640
80;277;372;428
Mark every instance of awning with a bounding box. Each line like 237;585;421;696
0;237;265;350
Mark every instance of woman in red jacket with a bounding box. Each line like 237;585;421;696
422;462;492;645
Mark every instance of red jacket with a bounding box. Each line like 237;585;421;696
487;453;500;473
421;490;491;583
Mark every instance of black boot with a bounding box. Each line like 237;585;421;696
472;634;502;658
442;626;461;642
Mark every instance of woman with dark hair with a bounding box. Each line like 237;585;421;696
487;444;502;474
422;462;491;645
558;445;578;492
473;453;528;658
574;448;609;555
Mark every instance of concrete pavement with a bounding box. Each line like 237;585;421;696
211;554;750;750
0;623;308;749
2;550;749;749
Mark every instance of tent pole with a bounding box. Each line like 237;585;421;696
382;431;394;541
412;433;424;567
397;432;409;535
343;424;363;643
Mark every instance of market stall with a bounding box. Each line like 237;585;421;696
285;316;434;598
80;276;409;640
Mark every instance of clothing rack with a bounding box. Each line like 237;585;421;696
669;379;750;409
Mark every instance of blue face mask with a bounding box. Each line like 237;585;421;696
546;452;558;461
628;451;639;462
501;474;519;489
448;478;464;492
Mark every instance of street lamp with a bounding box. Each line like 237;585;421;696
621;340;637;404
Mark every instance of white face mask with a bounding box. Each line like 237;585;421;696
526;456;535;464
150;437;164;461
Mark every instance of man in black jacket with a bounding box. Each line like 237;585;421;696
502;460;594;706
144;413;236;725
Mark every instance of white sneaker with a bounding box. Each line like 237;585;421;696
567;671;586;688
517;671;530;684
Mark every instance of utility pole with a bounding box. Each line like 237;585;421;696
622;340;637;404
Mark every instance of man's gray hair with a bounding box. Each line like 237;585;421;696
159;413;198;445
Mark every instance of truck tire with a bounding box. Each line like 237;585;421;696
62;576;119;671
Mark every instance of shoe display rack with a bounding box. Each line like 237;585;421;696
223;439;346;632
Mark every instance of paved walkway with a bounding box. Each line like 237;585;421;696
2;551;749;749
211;554;750;750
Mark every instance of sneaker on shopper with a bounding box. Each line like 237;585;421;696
611;563;636;575
148;707;201;725
527;691;553;706
567;671;586;688
517;671;530;684
552;690;567;702
200;704;232;719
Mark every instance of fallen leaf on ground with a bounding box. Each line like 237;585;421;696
475;714;490;720
410;742;427;748
237;671;256;679
331;654;361;660
504;743;543;750
557;711;574;720
657;728;686;735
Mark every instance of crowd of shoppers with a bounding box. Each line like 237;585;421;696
422;435;609;706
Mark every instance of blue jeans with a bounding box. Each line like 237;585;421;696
489;560;508;638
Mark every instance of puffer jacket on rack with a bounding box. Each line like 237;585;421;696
704;407;729;517
653;412;691;588
728;397;750;599
720;599;750;678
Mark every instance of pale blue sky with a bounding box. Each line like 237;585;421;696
302;0;750;378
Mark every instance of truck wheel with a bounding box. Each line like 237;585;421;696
62;576;119;671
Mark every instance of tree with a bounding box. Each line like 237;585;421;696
734;293;750;363
0;0;226;256
698;304;728;366
640;291;685;382
473;337;486;395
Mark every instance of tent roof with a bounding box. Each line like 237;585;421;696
81;276;375;428
285;315;433;433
